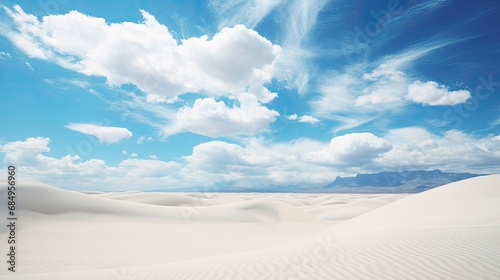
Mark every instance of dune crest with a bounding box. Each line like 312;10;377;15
325;174;500;235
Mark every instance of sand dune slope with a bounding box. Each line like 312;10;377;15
14;226;498;280
0;181;325;223
2;175;499;279
326;174;500;235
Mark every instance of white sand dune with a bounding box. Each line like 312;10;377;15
1;175;499;279
2;182;325;223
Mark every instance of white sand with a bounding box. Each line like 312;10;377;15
1;175;499;279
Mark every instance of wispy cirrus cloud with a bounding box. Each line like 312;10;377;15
275;0;329;94
339;0;453;58
0;51;10;59
105;90;177;135
311;38;472;133
490;117;500;128
208;0;285;29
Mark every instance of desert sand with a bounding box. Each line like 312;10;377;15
1;175;499;279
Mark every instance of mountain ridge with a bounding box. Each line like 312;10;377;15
322;169;482;193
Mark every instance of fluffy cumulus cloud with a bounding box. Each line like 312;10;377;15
384;127;435;145
308;133;392;166
0;137;107;176
376;127;500;173
186;141;250;172
287;114;320;124
1;131;500;190
175;98;279;137
1;5;280;103
184;138;333;187
2;5;283;138
176;24;280;99
0;137;50;165
0;137;183;190
66;123;132;144
210;0;329;95
407;81;471;106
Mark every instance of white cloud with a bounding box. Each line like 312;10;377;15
42;77;93;91
1;6;280;104
376;128;500;173
25;61;33;70
312;44;472;132
66;123;132;144
184;138;333;187
2;131;500;190
2;5;284;138
275;0;329;94
307;133;392;166
130;153;138;157
0;137;183;190
490;117;500;127
186;141;250;172
0;137;108;177
107;90;177;135
137;136;154;144
355;63;407;106
299;115;320;124
286;114;320;124
0;137;50;165
407;80;471;106
314;60;410;116
175;98;279;137
338;0;456;60
208;0;284;29
0;51;11;59
355;92;400;106
312;62;408;133
384;127;435;145
0;6;49;59
209;0;328;95
394;0;452;28
176;24;280;101
149;155;158;159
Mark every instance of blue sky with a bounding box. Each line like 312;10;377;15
0;0;499;191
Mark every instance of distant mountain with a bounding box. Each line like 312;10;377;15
148;170;483;193
323;170;482;193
